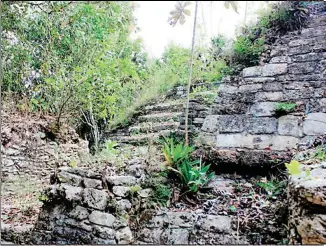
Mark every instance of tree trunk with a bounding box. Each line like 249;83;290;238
184;1;198;146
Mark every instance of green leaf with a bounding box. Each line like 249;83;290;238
230;205;237;212
285;160;302;175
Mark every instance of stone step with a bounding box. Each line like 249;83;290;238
144;100;184;113
112;130;182;144
129;122;180;134
138;112;183;123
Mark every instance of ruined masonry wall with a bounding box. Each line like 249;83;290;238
31;167;244;244
199;14;326;155
1;114;89;182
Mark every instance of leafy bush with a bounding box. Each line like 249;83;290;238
233;36;265;67
223;1;310;71
2;2;148;139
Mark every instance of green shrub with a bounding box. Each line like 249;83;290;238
233;36;265;67
275;102;296;115
151;183;172;207
169;159;215;193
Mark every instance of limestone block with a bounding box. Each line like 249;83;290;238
163;229;189;244
288;62;317;74
248;117;277;134
243;66;262;77
61;184;82;202
239;84;262;92
113;186;130;198
270;56;291;63
196;214;231;233
288;162;326;244
93;225;115;239
303;113;326;135
278;115;303;137
255;92;283;101
250;102;276;117
116;227;133;244
89;211;116;227
201;115;219;133
292;53;320;62
215;134;299;151
244;77;275;83
218;115;247;133
262;82;283;91
69;206;89;220
83;178;102;189
218;84;238;94
106;175;137;186
83;188;108;210
262;64;287;76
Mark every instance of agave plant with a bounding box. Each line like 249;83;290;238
161;136;194;167
168;158;215;193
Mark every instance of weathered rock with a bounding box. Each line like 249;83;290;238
69;206;89;220
137;188;153;198
303;113;326;135
197;215;231;233
247;117;277;134
243;66;262;77
255;91;283;101
288;161;326;244
106;176;137;186
112;186;130;198
262;63;287;76
162;229;189;244
116;227;133;244
288;62;317;74
83;188;108;210
218;115;247;133
93;225;115;239
250;102;276;117
215;134;299;151
116;199;132;211
89;211;116;227
278;115;302;137
62;184;82;202
83;178;102;189
201;115;219;133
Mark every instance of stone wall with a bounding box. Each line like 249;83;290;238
287;136;326;244
31;167;245;244
198;12;326;167
1;112;89;182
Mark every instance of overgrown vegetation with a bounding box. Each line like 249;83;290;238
1;1;232;151
160;136;214;193
211;1;310;73
275;102;296;116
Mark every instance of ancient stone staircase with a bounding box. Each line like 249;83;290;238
108;83;217;145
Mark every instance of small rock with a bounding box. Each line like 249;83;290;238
69;206;89;220
106;175;137;186
137;188;153;198
116;199;132;211
116;227;133;244
113;186;130;198
89;211;116;227
83;188;108;210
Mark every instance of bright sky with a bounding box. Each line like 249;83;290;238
132;1;269;58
